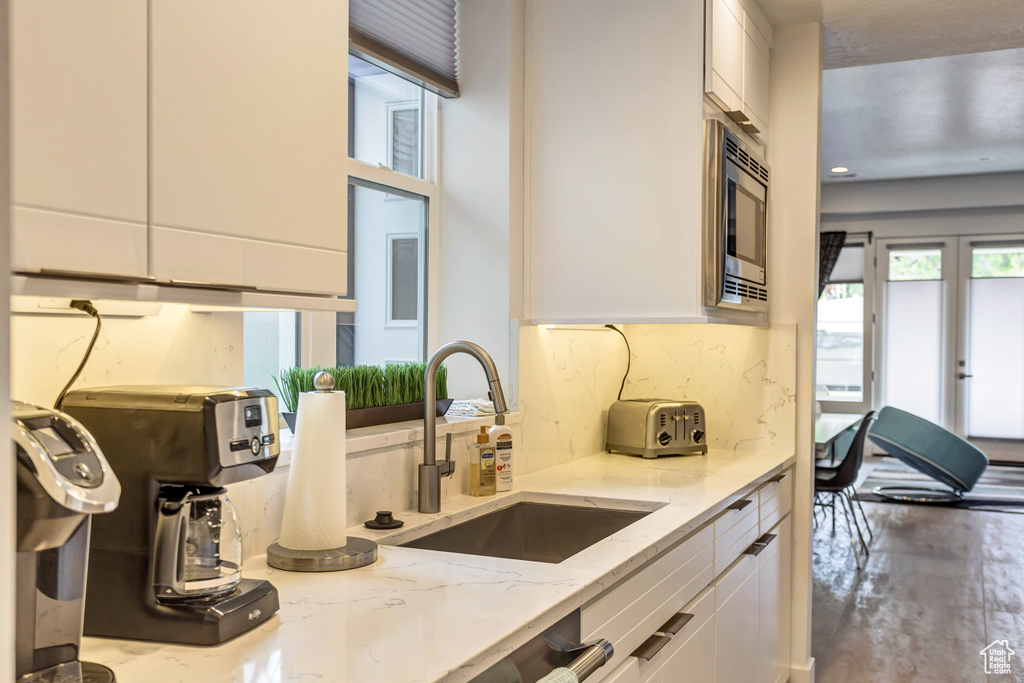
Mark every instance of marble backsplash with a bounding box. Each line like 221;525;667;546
516;322;797;472
231;321;795;561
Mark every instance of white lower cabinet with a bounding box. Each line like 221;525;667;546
581;472;793;683
714;552;761;683
760;516;792;683
643;587;716;683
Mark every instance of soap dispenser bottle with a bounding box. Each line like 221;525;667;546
470;427;496;496
489;416;514;492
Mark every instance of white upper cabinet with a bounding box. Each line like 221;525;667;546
11;0;149;278
742;15;771;135
150;0;349;295
705;0;772;137
527;0;708;323
705;0;744;113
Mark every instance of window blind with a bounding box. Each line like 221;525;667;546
350;0;459;98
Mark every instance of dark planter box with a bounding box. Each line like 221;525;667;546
282;398;454;433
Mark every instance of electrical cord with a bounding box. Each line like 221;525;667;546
605;324;631;401
54;300;102;409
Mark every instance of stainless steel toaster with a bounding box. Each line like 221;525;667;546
606;399;707;458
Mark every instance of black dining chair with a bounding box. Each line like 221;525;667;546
814;411;876;568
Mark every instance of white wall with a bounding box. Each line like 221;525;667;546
0;0;14;674
821;171;1024;215
437;0;516;399
766;22;823;683
821;171;1024;240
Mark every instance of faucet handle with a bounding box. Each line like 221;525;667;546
439;432;455;477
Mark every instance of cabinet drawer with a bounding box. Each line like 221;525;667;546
641;586;715;683
602;657;640;683
713;495;757;538
714;502;759;576
759;471;792;536
585;545;714;682
583;524;713;637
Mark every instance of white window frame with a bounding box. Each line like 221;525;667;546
385;232;420;328
321;88;440;363
816;240;876;416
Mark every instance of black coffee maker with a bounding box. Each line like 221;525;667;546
59;386;281;645
13;401;122;683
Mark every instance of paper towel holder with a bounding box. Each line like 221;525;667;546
267;371;379;572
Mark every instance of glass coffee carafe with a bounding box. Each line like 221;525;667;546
153;485;242;601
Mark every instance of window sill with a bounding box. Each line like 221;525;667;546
274;411;522;468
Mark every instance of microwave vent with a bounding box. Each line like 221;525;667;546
725;137;770;184
724;279;768;302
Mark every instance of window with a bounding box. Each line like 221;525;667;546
971;245;1024;278
889;248;941;281
243;312;300;395
388;102;422;177
388;235;419;323
816;244;867;403
343;55;438;367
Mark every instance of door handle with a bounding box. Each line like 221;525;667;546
631;634;672;662
727;498;753;511
958;373;973;379
768;472;789;483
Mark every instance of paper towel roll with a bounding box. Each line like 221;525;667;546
278;389;348;551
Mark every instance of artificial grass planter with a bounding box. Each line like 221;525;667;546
274;363;450;431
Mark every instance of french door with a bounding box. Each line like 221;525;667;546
876;235;1024;461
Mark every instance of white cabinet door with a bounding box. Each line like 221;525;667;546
11;0;148;278
527;0;707;322
644;588;716;683
741;15;771;136
762;517;792;683
705;0;744;113
715;553;760;683
150;0;348;293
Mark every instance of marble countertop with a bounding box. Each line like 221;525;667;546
81;448;794;683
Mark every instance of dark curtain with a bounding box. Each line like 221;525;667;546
819;231;847;298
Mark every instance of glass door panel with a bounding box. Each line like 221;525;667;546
883;279;944;424
876;239;958;431
966;278;1024;438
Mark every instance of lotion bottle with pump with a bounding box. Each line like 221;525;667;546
489;415;514;492
470;427;496;496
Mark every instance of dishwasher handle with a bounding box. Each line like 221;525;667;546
566;639;614;681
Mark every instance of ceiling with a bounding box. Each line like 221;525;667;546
821;48;1024;182
814;0;1024;183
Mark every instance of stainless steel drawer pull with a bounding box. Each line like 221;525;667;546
744;540;769;556
658;612;695;635
768;472;789;483
567;639;614;681
631;634;672;662
727;498;753;511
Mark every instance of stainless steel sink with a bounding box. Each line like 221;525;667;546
399;502;651;564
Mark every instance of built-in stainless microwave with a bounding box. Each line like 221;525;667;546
703;119;769;313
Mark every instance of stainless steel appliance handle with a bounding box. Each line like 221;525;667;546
566;639;614;681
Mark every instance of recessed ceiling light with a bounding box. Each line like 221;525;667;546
830;166;849;173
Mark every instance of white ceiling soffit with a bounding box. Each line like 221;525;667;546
821;48;1024;183
754;0;822;26
823;0;1024;70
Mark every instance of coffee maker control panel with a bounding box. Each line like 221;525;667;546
215;395;280;468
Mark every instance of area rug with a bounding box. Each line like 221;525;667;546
854;461;1024;513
